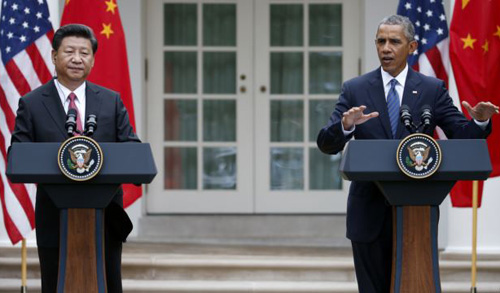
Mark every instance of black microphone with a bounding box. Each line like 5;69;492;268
65;108;77;136
421;105;432;128
400;104;414;133
84;114;97;136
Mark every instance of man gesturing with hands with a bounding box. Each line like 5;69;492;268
317;15;498;293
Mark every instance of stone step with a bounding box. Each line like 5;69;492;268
136;215;351;247
1;252;500;282
1;279;500;293
1;243;499;286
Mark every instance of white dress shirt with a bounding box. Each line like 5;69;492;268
54;79;86;128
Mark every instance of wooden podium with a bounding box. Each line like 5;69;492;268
7;142;157;293
340;139;491;293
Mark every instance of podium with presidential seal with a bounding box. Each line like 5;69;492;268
340;134;491;293
7;132;156;292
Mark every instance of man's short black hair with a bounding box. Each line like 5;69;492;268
52;24;98;53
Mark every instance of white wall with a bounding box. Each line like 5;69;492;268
117;0;145;238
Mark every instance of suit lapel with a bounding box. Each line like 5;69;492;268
367;69;392;139
85;81;103;124
41;79;67;138
396;68;422;138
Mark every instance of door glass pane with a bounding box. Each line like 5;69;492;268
164;52;197;93
271;147;304;190
203;52;236;94
309;4;342;47
164;100;197;141
164;147;197;189
309;148;342;190
203;4;236;46
309;99;336;142
309;52;342;94
270;4;303;47
203;147;237;190
203;100;236;142
271;100;303;142
271;52;303;94
164;4;197;46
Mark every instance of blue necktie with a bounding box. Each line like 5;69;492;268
387;79;400;138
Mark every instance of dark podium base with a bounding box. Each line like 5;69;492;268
7;142;157;293
340;139;491;293
391;206;441;293
57;209;107;293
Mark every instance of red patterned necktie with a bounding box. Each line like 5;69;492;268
68;92;83;134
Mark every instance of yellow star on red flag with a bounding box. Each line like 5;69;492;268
461;33;477;49
100;23;114;39
482;40;489;53
105;0;117;14
494;26;500;39
462;0;470;10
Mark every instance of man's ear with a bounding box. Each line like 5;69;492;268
51;50;57;64
409;40;418;55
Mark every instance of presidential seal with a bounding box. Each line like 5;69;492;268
396;133;442;179
58;136;103;181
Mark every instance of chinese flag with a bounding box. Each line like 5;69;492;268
61;0;142;207
449;0;500;207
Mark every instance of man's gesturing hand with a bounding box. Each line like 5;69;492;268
462;101;499;122
341;105;379;131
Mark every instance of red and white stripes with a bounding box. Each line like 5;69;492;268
0;32;54;244
413;38;450;88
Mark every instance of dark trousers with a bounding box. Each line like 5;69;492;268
351;211;393;293
37;231;123;293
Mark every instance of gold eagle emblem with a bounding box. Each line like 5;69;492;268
69;148;93;169
407;145;430;167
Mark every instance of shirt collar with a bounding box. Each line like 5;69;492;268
54;79;86;101
380;64;408;88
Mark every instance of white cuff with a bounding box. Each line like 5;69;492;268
473;119;489;130
342;123;355;136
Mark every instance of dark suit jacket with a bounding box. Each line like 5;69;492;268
10;79;140;247
317;67;491;243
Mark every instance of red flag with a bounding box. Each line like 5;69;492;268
60;0;142;207
449;0;500;207
0;0;54;244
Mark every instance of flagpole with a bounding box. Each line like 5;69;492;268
21;239;27;293
470;180;479;293
21;238;27;293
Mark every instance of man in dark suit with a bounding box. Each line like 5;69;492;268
10;24;139;292
317;15;498;292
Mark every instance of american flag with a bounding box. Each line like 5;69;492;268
0;0;54;244
398;0;450;88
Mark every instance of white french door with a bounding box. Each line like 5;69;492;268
254;0;359;212
146;0;254;213
146;0;359;214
